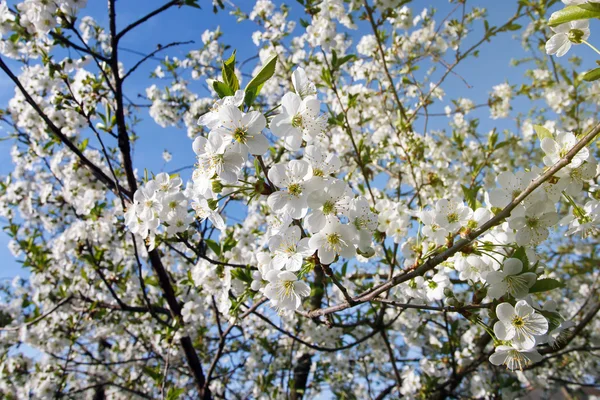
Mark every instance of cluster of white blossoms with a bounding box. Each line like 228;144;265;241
189;68;381;312
124;173;194;245
389;123;599;367
5;0;600;397
16;0;87;36
126;32;600;376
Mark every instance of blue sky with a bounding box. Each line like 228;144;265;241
0;0;594;280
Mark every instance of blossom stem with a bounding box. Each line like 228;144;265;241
582;40;600;56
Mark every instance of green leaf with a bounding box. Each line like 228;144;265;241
231;268;252;283
548;5;600;27
582;67;600;82
204;239;221;256
461;185;480;210
244;55;277;107
213;80;233;98
337;54;356;67
166;387;186;400
142;366;163;384
79;138;89;151
533;124;553;142
579;3;600;12
529;278;565;293
331;50;356;71
341;261;348;277
222;50;239;93
184;0;201;8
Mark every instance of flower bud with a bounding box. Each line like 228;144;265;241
212;180;223;194
446;297;460;307
357;246;375;258
373;231;386;243
253;179;272;195
207;199;219;211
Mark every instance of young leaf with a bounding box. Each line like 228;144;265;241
529;278;565;293
548;5;600;27
184;0;202;8
579;3;600;12
166;387;186;400
461;185;480;210
213;80;233;98
204;239;221;256
582;67;600;82
222;50;239;92
533;124;553;141
244;55;277;107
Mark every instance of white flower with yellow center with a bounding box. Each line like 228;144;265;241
541;131;589;168
268;225;313;271
192;132;244;183
488;170;537;208
213;105;269;156
433;198;473;231
489;345;542;371
197;89;245;130
304;145;341;183
263;270;311;311
509;201;559;246
267;160;315;219
305;179;352;233
349;196;378;253
308;219;357;265
493;300;548;350
270;92;324;150
545;20;590;58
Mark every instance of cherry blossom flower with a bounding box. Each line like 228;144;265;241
191;198;226;230
509;202;559;246
486;258;536;299
456;255;491;282
541;131;589;168
558;157;597;196
292;67;317;99
308;219;356;264
488;171;536;208
155;172;182;194
270;92;324;150
434;198;473;231
493;300;548;350
130;186;162;228
545;20;590;58
268;225;312;271
304;145;341;183
197;89;245;129
192;132;244;183
349;196;378;253
305;179;352;233
420;209;449;246
267;160;315;219
213;105;269;155
263;270;311;311
165;208;194;235
425;272;450;301
489;345;542;371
